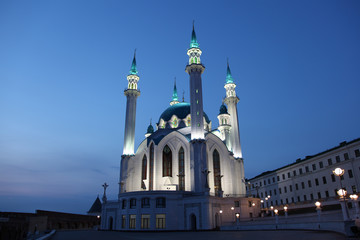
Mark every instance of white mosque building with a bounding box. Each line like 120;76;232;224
100;25;260;231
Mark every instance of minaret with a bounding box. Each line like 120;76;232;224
224;61;243;159
170;78;179;106
185;23;209;199
122;51;140;155
217;103;231;150
185;23;205;140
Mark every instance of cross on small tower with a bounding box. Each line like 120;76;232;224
102;182;109;203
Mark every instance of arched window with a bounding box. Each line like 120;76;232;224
163;145;172;177
141;155;147;189
149;143;154;190
213;149;222;196
178;147;185;191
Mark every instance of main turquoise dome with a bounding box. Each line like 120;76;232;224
157;102;211;129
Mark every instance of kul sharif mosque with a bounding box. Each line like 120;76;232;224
100;25;260;230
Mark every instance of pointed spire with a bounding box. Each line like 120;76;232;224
172;78;178;102
190;21;199;48
226;58;234;84
182;90;185;102
129;49;138;75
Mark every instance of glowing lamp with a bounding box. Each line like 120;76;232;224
284;206;288;211
219;210;223;214
252;203;256;207
231;207;234;210
274;209;279;215
270;206;274;210
333;168;345;177
337;189;347;197
315;201;321;208
350;194;359;200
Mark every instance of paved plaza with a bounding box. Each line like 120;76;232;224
51;230;346;240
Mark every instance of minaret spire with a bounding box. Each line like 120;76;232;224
223;60;242;159
226;58;234;83
122;51;140;155
129;49;138;75
190;21;199;49
170;78;179;106
185;23;208;194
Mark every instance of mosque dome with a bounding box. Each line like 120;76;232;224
157;102;211;130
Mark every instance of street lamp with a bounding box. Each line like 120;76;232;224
350;194;359;219
315;201;321;222
337;189;351;221
270;206;274;216
284;206;288;218
333;167;345;189
236;213;240;225
274;209;279;224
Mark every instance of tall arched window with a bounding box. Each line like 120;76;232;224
141;155;147;189
178;147;185;191
213;149;222;196
163;145;172;177
149;143;154;190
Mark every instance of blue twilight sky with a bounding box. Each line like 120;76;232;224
1;0;360;214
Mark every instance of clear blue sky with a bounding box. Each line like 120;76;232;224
1;0;359;214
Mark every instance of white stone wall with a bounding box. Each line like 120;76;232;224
247;139;360;209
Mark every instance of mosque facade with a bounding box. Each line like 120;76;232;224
100;26;260;231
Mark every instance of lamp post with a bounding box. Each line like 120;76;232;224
284;206;288;218
315;201;321;222
219;210;223;226
333;168;351;221
350;194;359;219
274;209;279;225
337;189;351;221
236;213;240;225
270;206;274;216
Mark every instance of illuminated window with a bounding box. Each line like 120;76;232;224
196;89;198;93
149;143;154;190
213;149;222;196
163;145;172;177
178;147;185;191
141;214;150;229
141;155;147;183
197;111;199;115
129;215;136;229
156;214;166;229
172;118;178;128
121;215;126;229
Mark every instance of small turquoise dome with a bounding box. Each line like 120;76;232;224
147;124;154;134
219;104;228;114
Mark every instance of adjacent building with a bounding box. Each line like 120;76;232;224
247;138;360;211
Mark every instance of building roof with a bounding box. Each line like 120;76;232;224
248;138;360;180
87;196;102;214
158;102;210;123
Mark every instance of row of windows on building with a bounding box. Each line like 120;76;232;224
120;214;166;229
262;185;357;208
257;169;354;199
121;197;166;209
141;144;223;196
251;149;360;189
